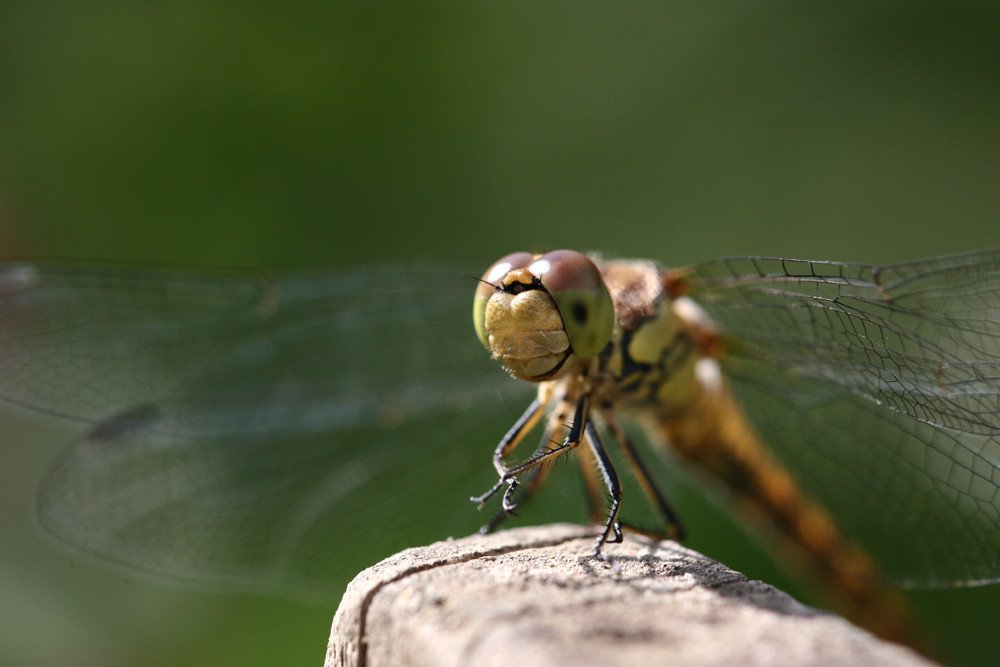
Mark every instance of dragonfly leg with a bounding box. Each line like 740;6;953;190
479;431;557;533
491;397;545;476
472;394;590;515
584;421;624;561
603;410;685;541
470;397;546;506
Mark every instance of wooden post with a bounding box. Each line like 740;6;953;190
326;524;937;667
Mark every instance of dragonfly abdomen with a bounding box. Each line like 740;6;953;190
657;361;918;645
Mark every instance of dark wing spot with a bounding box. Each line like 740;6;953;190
86;404;160;444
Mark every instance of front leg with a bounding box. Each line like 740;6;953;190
472;394;591;522
470;396;545;508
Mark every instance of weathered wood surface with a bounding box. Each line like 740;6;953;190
326;524;937;667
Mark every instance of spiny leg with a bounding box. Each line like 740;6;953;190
471;397;545;506
492;397;545;476
584;421;624;561
472;394;590;514
479;427;557;534
603;410;685;541
502;394;590;512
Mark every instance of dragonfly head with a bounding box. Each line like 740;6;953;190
474;250;614;381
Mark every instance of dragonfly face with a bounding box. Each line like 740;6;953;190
5;249;1000;641
473;250;615;381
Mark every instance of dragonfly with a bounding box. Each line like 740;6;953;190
3;248;1000;643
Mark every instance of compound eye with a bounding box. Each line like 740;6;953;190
530;250;614;359
473;251;534;348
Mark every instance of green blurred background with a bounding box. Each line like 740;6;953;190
1;2;998;666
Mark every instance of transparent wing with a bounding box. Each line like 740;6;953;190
679;249;1000;587
0;261;530;600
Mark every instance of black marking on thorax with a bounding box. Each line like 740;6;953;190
600;311;695;404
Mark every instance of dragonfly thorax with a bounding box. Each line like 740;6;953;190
583;260;718;418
